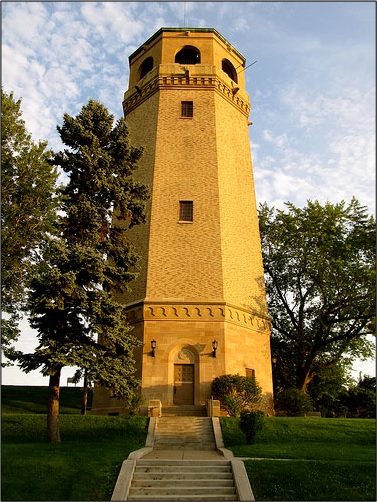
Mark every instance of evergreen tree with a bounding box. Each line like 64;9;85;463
16;100;149;442
1;89;58;362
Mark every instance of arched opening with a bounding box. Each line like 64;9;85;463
222;58;238;83
175;46;201;65
139;57;154;79
168;345;199;405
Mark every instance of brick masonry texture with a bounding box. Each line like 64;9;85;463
91;29;274;415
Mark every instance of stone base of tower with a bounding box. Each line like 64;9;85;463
91;301;274;416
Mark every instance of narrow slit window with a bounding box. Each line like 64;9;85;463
181;101;193;118
179;201;193;222
246;368;256;379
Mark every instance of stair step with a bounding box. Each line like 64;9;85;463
157;423;210;426
155;431;213;434
136;459;231;466
129;487;237;496
154;441;215;446
135;466;232;474
154;438;214;442
156;423;213;427
125;417;241;501
156;428;213;432
154;437;214;442
128;495;238;501
154;417;216;450
162;406;206;416
134;472;234;480
153;449;217;452
156;433;213;437
156;430;213;435
131;479;235;487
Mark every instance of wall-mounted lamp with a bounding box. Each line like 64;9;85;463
231;86;240;95
151;339;157;357
212;340;218;358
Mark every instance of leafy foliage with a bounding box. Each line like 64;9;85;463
259;198;376;393
274;388;313;416
307;362;353;417
239;410;265;444
15;100;149;441
1;89;58;360
338;375;376;418
211;374;262;417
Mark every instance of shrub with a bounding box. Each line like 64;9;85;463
211;374;262;417
239;410;265;444
275;388;313;416
127;390;144;416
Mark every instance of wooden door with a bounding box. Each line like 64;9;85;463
174;364;194;405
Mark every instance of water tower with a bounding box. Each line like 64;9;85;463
92;28;273;415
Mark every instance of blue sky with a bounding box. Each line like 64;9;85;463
2;1;375;384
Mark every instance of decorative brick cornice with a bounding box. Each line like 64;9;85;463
125;301;271;335
123;66;250;117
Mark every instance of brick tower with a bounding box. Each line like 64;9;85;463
92;28;273;415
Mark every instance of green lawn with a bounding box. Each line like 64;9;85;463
1;386;376;501
2;414;148;501
1;385;93;414
220;416;376;501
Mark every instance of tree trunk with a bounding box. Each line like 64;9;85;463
297;366;313;394
81;372;88;415
47;368;62;443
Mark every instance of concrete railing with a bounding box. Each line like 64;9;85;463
147;399;161;417
206;397;221;417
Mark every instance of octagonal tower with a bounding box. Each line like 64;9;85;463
92;28;273;415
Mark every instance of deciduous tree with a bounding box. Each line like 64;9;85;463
16;100;149;442
339;374;376;418
259;199;375;393
1;89;58;361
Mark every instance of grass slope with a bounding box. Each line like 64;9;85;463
1;387;375;501
1;385;93;414
2;415;148;501
221;416;376;501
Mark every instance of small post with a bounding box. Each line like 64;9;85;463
81;371;88;415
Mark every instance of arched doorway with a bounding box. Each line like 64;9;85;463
173;347;196;405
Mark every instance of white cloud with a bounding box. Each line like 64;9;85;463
263;129;289;150
252;65;375;214
2;1;375;386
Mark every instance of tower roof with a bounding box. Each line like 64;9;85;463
129;27;246;63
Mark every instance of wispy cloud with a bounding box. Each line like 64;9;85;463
2;1;374;215
1;1;374;384
253;77;375;213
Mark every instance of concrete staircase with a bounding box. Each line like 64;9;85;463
111;416;255;500
154;416;216;450
162;405;206;416
127;459;238;500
